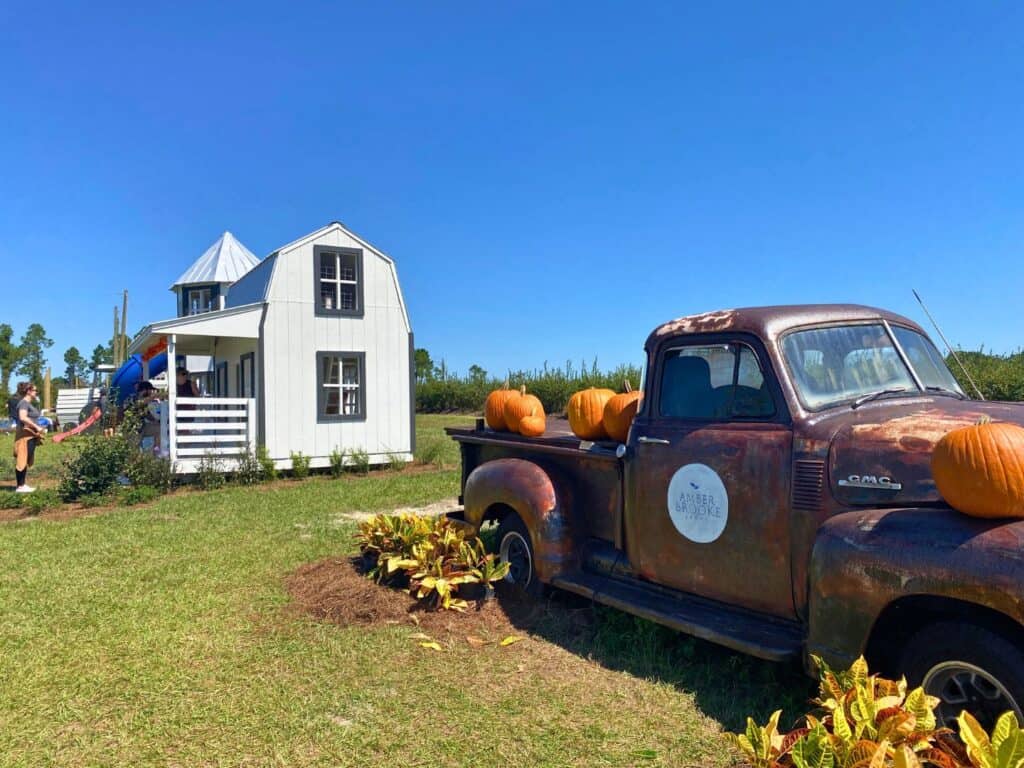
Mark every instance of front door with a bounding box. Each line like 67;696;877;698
625;335;795;619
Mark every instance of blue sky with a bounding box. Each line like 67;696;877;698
2;2;1022;378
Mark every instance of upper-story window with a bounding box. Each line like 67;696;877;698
315;246;363;317
183;285;218;316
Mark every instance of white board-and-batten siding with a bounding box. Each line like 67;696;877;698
261;224;413;465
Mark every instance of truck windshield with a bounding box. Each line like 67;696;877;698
781;323;924;410
889;325;965;396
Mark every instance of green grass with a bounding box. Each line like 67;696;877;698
0;415;811;766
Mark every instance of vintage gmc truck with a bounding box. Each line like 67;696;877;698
446;305;1024;728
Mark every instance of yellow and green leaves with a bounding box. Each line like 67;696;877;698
959;710;1024;768
727;709;786;767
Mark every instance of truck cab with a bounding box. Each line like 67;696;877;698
447;304;1024;730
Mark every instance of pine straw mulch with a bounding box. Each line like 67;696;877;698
284;556;581;640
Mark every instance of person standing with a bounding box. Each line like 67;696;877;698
13;381;45;493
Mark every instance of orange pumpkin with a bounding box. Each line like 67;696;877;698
485;383;520;431
567;387;615;440
503;387;543;434
603;381;642;443
518;414;547;437
931;418;1024;519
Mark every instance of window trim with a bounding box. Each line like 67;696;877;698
238;352;255;399
313;246;364;318
316;351;367;422
652;334;785;424
215;361;228;397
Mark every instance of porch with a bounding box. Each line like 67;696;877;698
158;397;257;474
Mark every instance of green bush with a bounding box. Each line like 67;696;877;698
386;452;406;472
949;349;1024;401
125;451;173;493
415;438;448;469
118;485;160;506
22;490;60;516
347;447;370;475
0;493;24;510
256;445;277;481
233;449;266;486
195;452;225;491
57;434;133;501
289;451;310;479
78;492;113;508
329;447;346;478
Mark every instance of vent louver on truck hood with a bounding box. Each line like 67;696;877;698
792;460;826;513
828;400;1024;506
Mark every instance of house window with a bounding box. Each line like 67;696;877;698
215;362;228;397
314;246;363;317
238;352;255;398
317;351;366;421
182;285;219;316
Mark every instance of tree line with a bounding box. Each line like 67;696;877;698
0;322;118;402
414;347;1024;414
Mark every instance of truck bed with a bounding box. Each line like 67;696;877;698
446;417;625;546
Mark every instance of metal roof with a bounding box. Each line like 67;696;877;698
169;231;261;289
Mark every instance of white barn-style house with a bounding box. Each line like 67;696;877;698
129;222;414;472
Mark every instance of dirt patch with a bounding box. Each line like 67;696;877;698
285;556;562;639
333;497;460;524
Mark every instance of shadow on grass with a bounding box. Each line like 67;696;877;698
501;588;815;732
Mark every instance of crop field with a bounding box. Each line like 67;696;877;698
0;414;809;767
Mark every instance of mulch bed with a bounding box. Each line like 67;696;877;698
285;556;552;638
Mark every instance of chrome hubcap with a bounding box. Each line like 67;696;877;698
924;661;1021;732
500;531;532;588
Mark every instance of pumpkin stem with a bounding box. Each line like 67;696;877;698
502;379;509;389
977;414;993;425
623;380;632;393
520;385;526;396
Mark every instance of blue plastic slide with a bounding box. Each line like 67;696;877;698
109;352;168;405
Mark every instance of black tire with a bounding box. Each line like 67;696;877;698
900;621;1024;732
496;514;544;598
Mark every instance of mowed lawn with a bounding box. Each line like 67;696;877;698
0;414;807;767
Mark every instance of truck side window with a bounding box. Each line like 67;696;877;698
659;343;774;420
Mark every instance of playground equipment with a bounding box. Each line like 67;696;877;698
109;352;168;405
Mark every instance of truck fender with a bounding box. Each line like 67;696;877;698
806;506;1024;672
463;458;575;583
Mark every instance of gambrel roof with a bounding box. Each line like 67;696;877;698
169;231;261;289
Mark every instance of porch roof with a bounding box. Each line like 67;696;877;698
128;302;263;356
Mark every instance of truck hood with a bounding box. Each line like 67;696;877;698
827;398;1024;507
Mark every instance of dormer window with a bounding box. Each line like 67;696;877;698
182;285;219;316
315;246;363;317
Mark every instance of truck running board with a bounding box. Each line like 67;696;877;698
550;571;803;662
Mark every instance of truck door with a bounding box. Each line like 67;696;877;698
625;335;795;619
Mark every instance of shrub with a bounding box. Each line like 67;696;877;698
355;513;509;611
727;654;1017;768
57;434;133;501
0;493;24;510
256;445;277;481
22;489;60;516
118;485;160;506
289;451;310;479
78;492;112;508
195;452;225;491
125;451;173;493
386;452;407;472
233;449;266;486
329;447;346;478
347;447;370;475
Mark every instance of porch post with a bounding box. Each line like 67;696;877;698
167;334;177;466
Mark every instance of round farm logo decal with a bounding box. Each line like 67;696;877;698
667;463;729;543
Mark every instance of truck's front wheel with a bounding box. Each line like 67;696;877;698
497;514;544;597
901;622;1024;732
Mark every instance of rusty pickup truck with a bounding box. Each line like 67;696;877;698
446;304;1024;728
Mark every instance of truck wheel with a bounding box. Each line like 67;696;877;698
900;622;1024;732
497;514;544;597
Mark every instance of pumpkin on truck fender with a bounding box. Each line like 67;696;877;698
503;387;544;434
567;387;615;440
931;418;1024;519
518;413;547;437
485;382;520;431
603;381;642;443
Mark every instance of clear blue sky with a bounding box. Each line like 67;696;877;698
2;2;1022;378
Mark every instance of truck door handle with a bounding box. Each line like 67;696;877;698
637;436;671;445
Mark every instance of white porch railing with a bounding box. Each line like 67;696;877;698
160;397;256;474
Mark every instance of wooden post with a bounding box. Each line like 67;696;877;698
246;397;257;455
167;334;177;467
44;368;51;412
113;306;120;367
120;289;128;362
